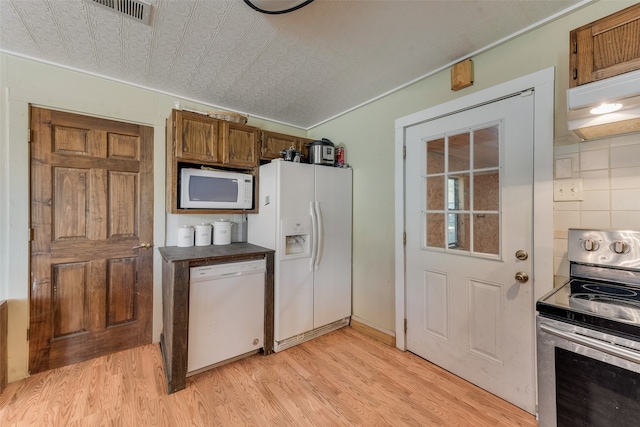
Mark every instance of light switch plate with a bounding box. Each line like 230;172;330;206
554;179;584;201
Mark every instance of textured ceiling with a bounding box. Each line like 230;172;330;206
1;0;586;128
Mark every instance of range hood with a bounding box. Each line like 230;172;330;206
567;68;640;140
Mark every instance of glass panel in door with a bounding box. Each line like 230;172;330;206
422;123;501;257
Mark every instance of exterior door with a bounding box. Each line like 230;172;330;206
405;92;535;412
29;107;154;374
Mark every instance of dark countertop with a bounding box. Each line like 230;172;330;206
159;242;274;263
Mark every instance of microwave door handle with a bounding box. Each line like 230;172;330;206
310;201;318;272
314;201;323;271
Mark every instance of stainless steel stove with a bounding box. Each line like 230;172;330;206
536;229;640;427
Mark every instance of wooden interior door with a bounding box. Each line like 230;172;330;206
29;107;154;374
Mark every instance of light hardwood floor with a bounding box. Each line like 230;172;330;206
0;327;537;426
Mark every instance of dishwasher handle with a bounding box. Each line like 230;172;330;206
219;271;242;278
190;260;266;283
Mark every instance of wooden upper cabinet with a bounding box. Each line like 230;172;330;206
259;130;313;162
220;121;259;168
298;137;313;162
173;110;220;163
166;109;259;214
570;3;640;87
169;109;258;169
260;130;299;160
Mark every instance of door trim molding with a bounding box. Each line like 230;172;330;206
394;67;555;351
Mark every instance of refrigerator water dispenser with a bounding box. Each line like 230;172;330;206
281;217;311;260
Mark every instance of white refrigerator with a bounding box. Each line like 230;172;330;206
248;160;352;352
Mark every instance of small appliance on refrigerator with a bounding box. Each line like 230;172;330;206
248;160;352;352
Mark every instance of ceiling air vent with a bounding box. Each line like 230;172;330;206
87;0;152;25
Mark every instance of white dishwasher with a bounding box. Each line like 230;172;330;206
187;259;266;375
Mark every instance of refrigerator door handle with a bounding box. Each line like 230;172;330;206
314;201;323;270
310;201;318;272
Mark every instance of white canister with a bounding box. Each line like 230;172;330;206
213;220;232;245
195;223;212;246
196;222;211;246
177;225;194;247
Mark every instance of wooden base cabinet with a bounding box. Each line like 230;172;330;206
159;244;274;394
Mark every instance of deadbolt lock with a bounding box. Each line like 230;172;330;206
515;250;528;261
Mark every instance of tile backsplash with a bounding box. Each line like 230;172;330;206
165;213;248;246
554;133;640;276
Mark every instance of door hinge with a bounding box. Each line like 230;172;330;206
28;128;33;143
403;146;406;159
403;232;406;245
27;328;30;341
404;319;407;333
29;228;34;241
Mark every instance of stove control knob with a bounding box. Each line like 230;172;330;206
612;241;629;254
583;239;599;251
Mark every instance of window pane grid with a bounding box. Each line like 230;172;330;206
422;123;501;257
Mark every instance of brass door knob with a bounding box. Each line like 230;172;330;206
515;271;529;283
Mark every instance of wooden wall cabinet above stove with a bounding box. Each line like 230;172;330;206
570;3;640;88
259;130;313;162
166;109;259;214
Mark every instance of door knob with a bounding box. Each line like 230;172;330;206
515;250;528;260
515;271;529;283
133;242;152;250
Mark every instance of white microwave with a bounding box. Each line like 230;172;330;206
180;168;253;210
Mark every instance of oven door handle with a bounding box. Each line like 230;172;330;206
540;322;640;364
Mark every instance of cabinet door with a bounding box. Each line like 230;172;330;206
174;111;220;163
298;137;313;162
570;3;640;87
260;130;299;160
220;121;259;168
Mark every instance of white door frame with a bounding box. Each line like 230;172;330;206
394;67;555;351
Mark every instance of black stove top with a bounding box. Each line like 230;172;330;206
537;229;640;339
537;278;640;339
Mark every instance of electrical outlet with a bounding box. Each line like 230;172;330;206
554;179;584;201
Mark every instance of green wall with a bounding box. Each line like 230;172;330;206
309;0;636;334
